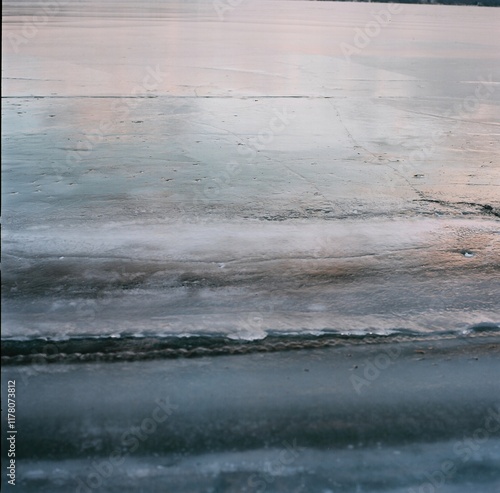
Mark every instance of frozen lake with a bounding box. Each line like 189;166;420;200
2;0;500;340
2;3;500;493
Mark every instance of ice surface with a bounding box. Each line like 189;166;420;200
2;0;500;339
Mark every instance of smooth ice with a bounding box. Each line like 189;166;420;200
2;0;500;339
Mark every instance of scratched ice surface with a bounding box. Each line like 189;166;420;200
2;0;500;340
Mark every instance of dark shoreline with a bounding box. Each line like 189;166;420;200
2;325;499;365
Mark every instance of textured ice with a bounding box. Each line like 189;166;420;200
2;0;500;340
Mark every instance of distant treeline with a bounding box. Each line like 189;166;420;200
317;0;500;5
